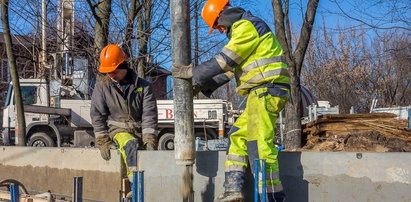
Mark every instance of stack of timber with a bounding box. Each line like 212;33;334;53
302;113;411;152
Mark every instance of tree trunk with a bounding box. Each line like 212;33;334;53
136;0;152;78
94;0;112;55
1;0;26;146
272;0;319;148
123;0;142;57
284;66;302;148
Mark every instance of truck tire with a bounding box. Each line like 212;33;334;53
158;133;175;150
27;132;56;147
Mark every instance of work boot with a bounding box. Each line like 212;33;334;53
214;191;244;202
126;191;132;198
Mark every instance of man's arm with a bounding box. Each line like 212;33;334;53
141;83;158;150
193;20;259;87
200;71;235;97
90;82;112;160
90;83;109;138
141;83;158;135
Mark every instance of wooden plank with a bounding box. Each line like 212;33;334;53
318;113;397;120
24;105;71;116
0;192;48;202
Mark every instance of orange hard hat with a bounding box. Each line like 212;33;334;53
201;0;230;35
99;44;127;73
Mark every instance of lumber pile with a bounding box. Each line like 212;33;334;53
302;113;411;152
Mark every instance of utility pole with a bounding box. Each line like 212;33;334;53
170;0;194;201
41;0;50;107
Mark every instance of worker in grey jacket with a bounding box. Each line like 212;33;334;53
91;44;158;180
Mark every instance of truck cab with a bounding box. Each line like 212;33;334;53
2;79;53;146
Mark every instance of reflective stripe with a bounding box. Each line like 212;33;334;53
266;172;280;180
236;68;290;93
142;128;158;135
222;47;243;65
127;166;138;174
225;164;246;172
225;71;235;79
133;87;143;93
242;56;284;74
215;54;233;72
108;120;141;129
94;131;109;138
227;154;248;163
267;184;284;193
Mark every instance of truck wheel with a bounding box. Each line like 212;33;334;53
27;132;56;147
158;133;175;150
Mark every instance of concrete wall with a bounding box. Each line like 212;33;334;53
1;147;411;202
0;146;122;202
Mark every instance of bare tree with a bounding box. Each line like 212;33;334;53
86;0;112;57
272;0;320;148
122;0;142;56
329;0;411;32
303;26;411;113
1;0;26;145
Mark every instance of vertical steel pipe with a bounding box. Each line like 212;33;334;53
261;159;266;202
73;177;83;202
254;159;259;202
132;171;138;202
10;184;19;202
170;0;195;167
138;171;144;202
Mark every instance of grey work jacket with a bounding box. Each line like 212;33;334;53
90;69;158;139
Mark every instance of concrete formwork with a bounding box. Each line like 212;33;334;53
0;146;122;202
1;147;411;202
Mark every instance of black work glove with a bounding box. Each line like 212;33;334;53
172;63;193;79
193;84;202;96
143;133;157;151
96;135;113;161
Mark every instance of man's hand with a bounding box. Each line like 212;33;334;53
172;63;193;79
193;84;201;96
96;135;113;161
143;133;157;151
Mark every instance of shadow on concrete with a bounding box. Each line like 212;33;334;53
278;152;309;202
196;151;219;202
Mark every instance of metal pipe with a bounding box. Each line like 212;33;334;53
73;176;83;202
170;0;194;167
254;159;267;202
170;1;194;200
138;171;144;202
10;184;19;202
254;159;259;202
261;159;266;202
132;171;137;202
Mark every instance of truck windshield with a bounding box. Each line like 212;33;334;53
3;84;12;108
10;86;38;105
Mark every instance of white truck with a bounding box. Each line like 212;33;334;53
1;79;239;150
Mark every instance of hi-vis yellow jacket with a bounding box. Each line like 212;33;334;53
193;11;290;96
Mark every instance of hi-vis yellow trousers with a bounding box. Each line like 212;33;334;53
113;132;139;179
224;86;288;200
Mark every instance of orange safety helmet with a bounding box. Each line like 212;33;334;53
99;44;127;73
201;0;230;35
